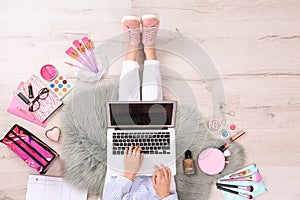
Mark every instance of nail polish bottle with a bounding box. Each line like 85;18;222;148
183;150;195;175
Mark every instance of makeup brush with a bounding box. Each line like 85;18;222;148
216;183;254;192
221;172;262;183
82;37;98;71
230;169;252;179
217;186;253;199
73;40;97;73
65;47;95;72
65;62;85;70
65;52;91;72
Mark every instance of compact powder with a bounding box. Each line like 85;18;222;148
198;148;225;175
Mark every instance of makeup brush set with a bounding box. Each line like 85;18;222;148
65;37;99;73
65;37;107;81
217;164;267;199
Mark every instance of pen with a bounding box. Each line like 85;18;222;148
17;107;36;120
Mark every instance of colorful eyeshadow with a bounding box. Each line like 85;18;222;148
48;74;73;100
228;122;238;132
230;124;236;130
221;130;229;139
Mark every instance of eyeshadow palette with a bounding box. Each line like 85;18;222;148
48;75;73;99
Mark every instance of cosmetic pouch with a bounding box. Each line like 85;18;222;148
0;124;59;174
218;163;267;200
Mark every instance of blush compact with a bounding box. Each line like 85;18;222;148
40;64;57;81
197;148;225;175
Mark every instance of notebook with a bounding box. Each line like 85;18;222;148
17;75;63;122
7;82;48;127
25;175;87;200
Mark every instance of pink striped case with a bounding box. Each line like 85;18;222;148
0;124;59;174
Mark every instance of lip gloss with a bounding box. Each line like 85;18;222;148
28;83;34;99
230;130;246;142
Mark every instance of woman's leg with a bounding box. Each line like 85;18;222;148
141;14;163;101
119;16;141;101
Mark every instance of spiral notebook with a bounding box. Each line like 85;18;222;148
25;175;87;200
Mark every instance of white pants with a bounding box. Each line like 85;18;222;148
118;60;163;101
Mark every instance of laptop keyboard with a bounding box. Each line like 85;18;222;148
112;131;171;155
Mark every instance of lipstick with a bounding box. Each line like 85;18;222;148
218;143;228;152
28;83;34;99
17;92;30;105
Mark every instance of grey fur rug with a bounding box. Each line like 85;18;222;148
61;80;244;199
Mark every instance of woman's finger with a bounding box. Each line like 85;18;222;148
151;174;157;187
137;146;142;153
161;164;168;179
135;145;141;155
154;165;162;179
124;147;128;161
167;167;171;180
128;145;133;156
132;145;138;155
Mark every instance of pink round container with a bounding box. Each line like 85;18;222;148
40;64;57;81
198;148;225;175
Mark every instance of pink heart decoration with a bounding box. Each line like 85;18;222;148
45;126;61;142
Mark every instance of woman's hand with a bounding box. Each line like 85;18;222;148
152;164;172;199
123;145;144;181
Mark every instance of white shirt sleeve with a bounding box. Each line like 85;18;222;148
162;193;179;200
102;176;133;200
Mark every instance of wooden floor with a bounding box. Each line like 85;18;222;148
1;0;300;199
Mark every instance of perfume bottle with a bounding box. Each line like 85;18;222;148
183;150;195;175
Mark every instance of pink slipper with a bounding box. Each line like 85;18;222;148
141;13;160;47
121;15;141;47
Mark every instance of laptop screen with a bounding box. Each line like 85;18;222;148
107;101;176;128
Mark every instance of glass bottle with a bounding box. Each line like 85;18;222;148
183;150;195;175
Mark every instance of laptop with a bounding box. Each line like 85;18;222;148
106;101;177;177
